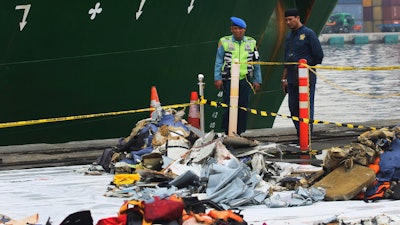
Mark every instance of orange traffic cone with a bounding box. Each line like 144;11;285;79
150;86;160;117
188;91;200;128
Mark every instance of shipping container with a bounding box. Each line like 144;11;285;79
373;6;383;20
372;0;383;6
363;21;373;32
383;6;400;20
382;0;400;6
383;19;400;24
363;0;372;7
363;6;373;20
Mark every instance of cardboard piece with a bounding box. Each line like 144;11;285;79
313;164;376;201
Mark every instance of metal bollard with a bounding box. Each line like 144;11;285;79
197;74;205;132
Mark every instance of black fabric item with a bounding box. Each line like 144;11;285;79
59;210;93;225
126;209;143;225
116;130;149;153
96;147;115;173
183;198;224;214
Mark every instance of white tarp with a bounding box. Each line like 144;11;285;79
1;165;400;225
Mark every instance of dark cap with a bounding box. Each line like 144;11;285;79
230;16;247;28
285;8;299;17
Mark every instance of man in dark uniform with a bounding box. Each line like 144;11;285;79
214;16;262;135
281;8;324;146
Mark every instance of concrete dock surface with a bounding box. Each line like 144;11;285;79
1;119;398;171
318;32;400;45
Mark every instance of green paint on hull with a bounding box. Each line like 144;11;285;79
0;0;337;146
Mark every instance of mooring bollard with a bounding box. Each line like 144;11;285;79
298;59;309;151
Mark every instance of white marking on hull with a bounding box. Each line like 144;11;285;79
187;0;195;14
88;2;103;20
136;0;146;20
15;4;31;31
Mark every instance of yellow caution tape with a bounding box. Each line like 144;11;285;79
200;98;377;131
0;102;192;129
244;61;298;66
0;96;377;131
3;59;396;132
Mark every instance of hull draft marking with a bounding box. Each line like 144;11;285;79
15;4;31;31
187;0;195;14
88;2;103;20
135;0;146;20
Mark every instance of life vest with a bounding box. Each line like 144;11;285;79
220;36;258;80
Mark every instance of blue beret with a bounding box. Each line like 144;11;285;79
230;17;246;28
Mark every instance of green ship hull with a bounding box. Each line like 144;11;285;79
0;0;337;146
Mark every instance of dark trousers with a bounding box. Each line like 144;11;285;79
287;82;315;138
221;79;251;135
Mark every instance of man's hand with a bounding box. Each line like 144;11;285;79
252;82;261;92
214;80;223;90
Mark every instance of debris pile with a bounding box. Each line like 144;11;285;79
2;104;400;225
315;126;400;202
92;106;400;205
94;107;294;206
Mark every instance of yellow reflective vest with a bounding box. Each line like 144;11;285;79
220;35;257;80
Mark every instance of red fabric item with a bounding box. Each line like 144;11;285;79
143;196;184;221
96;214;127;225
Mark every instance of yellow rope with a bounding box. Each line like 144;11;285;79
2;61;398;129
244;61;400;98
306;65;400;99
312;65;400;71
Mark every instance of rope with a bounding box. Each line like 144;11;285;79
245;61;400;98
307;65;400;99
2;61;397;130
199;97;378;131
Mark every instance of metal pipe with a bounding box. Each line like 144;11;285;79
198;74;205;132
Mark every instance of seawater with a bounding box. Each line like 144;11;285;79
273;43;400;128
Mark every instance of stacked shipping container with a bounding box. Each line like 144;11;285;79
331;0;400;32
363;0;400;32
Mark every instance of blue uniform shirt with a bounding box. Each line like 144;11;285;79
214;35;262;84
284;26;323;84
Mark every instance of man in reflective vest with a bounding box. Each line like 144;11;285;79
214;16;262;135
